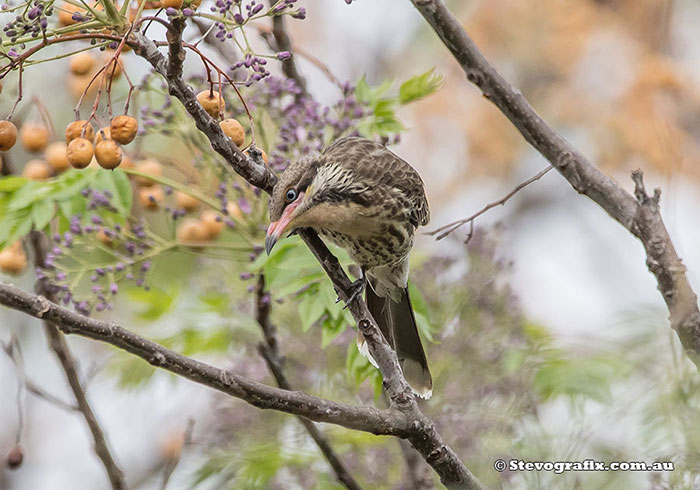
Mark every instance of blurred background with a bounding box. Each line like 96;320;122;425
2;0;700;488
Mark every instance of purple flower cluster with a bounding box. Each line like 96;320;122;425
2;1;50;42
138;82;175;136
39;187;161;315
270;0;301;16
219;76;369;171
230;54;271;85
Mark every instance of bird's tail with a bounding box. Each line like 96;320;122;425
363;281;433;399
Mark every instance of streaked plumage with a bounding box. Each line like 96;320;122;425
266;137;432;398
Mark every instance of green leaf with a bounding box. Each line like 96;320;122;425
0;176;28;193
355;75;371;104
126;286;178;321
399;68;444;105
0;208;32;248
321;314;346;348
409;282;437;343
31;199;56;231
7;181;50;211
534;356;621;403
95;169;132;217
298;289;326;332
112;355;158;388
355;74;394;105
346;341;376;387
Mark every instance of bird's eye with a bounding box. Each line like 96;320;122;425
285;188;298;202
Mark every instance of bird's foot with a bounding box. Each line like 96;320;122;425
337;277;366;310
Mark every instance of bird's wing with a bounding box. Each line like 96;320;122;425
323;137;430;227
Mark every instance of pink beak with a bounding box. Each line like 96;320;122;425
265;193;303;254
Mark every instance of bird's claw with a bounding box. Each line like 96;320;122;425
341;277;366;310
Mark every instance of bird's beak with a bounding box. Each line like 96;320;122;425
265;192;304;255
264;234;278;256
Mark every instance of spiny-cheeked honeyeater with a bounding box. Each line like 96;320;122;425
266;137;432;398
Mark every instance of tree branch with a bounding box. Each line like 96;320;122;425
29;232;126;490
0;282;409;435
410;0;700;365
270;14;307;93
254;275;363;490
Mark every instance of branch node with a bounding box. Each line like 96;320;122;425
149;352;166;366
631;169;647;203
34;295;50;318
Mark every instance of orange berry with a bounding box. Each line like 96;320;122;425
160;0;183;7
67;138;95;169
0;244;27;276
133;158;163;186
110;115;138;145
69;52;95;75
138;185;164;209
58;3;84;26
175;191;200;211
45;142;71;173
176;218;209;243
94;127;111;144
219;118;245;147
200;209;225;239
23;160;50;180
105;57;122;80
0;120;18;151
196;90;226;118
66;120;95;143
20;123;50;153
226;201;243;221
96;228;113;246
95;139;123;169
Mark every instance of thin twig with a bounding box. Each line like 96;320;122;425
1;339;78;412
426;166;552;240
254;275;363;490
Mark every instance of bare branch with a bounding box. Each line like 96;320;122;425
29;232;127;490
270;14;307;93
0;282;409;435
410;0;700;363
254;275;363;490
427;166;552;240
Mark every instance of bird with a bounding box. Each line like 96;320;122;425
265;136;432;398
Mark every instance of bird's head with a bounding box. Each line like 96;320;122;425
265;156;321;254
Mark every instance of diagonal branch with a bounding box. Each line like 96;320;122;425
254;275;363;490
29;232;126;490
410;0;700;363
